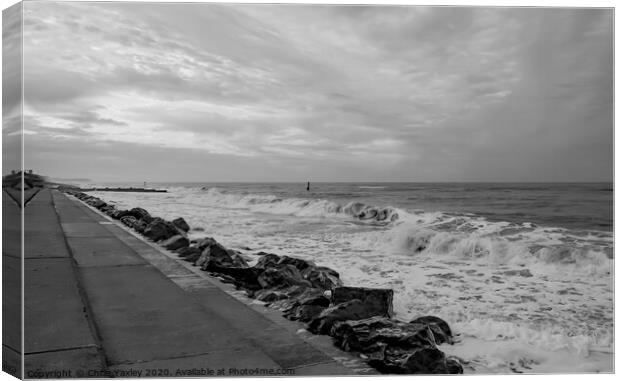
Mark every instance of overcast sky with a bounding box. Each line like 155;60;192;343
4;2;613;182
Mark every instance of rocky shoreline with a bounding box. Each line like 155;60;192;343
67;190;464;375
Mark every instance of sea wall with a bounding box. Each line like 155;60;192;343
65;190;463;375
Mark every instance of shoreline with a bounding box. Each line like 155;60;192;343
66;189;465;375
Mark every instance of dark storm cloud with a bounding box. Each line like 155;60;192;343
20;2;613;182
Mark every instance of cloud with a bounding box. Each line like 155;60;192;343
18;3;613;181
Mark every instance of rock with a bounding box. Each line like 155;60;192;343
110;209;129;219
161;235;189;251
193;227;205;232
176;246;202;258
143;219;179;242
116;207;152;223
262;285;311;310
196;242;249;269
332;286;393;318
89;199;106;208
308;299;389;335
409;316;453;345
120;215;138;228
254;289;290;303
369;346;462;374
204;265;263;290
254;253;280;269
196;237;219;250
331;316;435;353
283;289;330;322
182;250;203;263
133;220;148;234
331;316;462;374
172;217;190;232
277;255;314;271
302;266;342;291
257;264;311;289
129;207;152;223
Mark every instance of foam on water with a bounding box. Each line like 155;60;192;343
90;186;614;373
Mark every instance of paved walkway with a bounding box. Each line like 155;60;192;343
18;189;363;378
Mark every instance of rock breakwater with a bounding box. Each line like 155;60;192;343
66;190;463;374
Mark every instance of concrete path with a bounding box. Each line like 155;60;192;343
3;191;23;378
19;189;364;378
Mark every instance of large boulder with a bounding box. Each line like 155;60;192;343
257;264;311;289
177;246;202;258
196;237;219;250
143;218;179;242
204;265;263;290
172;217;190;232
254;253;281;269
196;242;249;269
120;215;138;228
116;207;152;223
302;266;342;291
409;316;453;345
161;235;189;251
129;207;152;223
89;199;107;208
277;256;314;271
282;289;330;322
332;286;393;318
369;347;463;374
331;316;462;374
307;299;388;335
110;209;129;220
133;220;148;234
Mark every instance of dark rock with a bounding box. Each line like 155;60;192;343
116;207;152;223
110;209;129;219
331;316;462;374
331;316;435;353
120;215;137;227
161;235;190;251
196;242;249;269
176;246;201;258
332;286;393;318
254;253;281;269
133;220;148;234
89;199;106;208
254;289;290;303
196;237;219;250
193;227;205;232
283;289;330;322
409;316;453;345
172;217;190;232
263;285;312;310
368;346;461;374
302;266;342;291
204;265;263;290
129;207;152;223
257;264;311;289
182;250;203;263
143;219;179;242
277;255;314;271
308;299;388;335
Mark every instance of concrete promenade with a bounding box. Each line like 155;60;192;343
19;188;366;378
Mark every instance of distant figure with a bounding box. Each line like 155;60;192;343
307;181;310;191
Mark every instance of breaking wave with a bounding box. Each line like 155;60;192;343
347;211;613;275
198;187;401;222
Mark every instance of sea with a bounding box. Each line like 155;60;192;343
87;182;614;374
